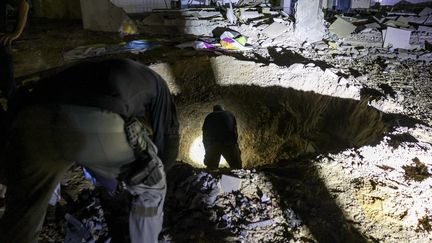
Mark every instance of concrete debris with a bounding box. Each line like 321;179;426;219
351;0;370;9
226;1;237;25
387;11;417;17
239;10;262;20
418;53;432;62
343;28;383;47
373;16;386;24
220;174;242;193
294;0;326;43
329;17;357;38
418;25;432;33
262;22;289;39
80;0;136;33
407;15;428;24
383;27;412;49
245;219;275;229
164;167;300;242
365;22;381;29
419;7;432;16
64;189;110;243
424;15;432;25
384;19;411;28
193;10;222;19
396;16;410;25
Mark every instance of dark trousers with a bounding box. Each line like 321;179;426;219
0;104;166;243
0;44;15;100
204;143;242;169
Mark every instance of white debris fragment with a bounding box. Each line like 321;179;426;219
329;17;356;38
419;7;432;16
193;10;222;19
239;10;262;21
80;0;135;33
407;15;428;24
418;25;432;33
226;1;237;25
294;0;326;43
383;27;412;49
262;22;289;39
220;174;242;193
246;219;275;229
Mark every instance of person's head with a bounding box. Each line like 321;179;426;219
213;104;224;111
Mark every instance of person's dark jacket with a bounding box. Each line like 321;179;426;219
202;110;238;147
26;58;179;169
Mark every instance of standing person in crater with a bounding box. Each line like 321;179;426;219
202;104;242;170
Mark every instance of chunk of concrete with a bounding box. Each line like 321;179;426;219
365;22;381;29
383;27;412;49
263;22;289;39
194;10;222;19
407;15;428;24
80;0;134;32
240;10;263;20
396;16;410;25
294;0;325;43
418;25;432;33
384;19;410;28
220;175;242;193
419;7;432;16
425;15;432;25
351;0;370;9
373;16;386;24
329;17;356;38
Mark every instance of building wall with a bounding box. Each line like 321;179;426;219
371;0;432;5
32;0;82;19
111;0;167;13
323;0;432;9
351;0;370;8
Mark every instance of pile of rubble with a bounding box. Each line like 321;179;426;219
162;165;307;242
325;6;432;62
314;124;432;242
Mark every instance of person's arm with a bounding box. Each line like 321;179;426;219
150;74;179;171
0;0;29;46
233;115;239;143
202;116;210;148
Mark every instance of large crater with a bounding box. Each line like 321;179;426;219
149;56;391;168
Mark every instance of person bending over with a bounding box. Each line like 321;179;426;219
0;58;180;243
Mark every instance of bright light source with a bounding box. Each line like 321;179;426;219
189;135;229;168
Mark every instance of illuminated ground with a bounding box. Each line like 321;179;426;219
8;18;432;242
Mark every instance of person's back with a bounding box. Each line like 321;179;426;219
203;109;237;145
202;105;241;170
28;58;179;168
